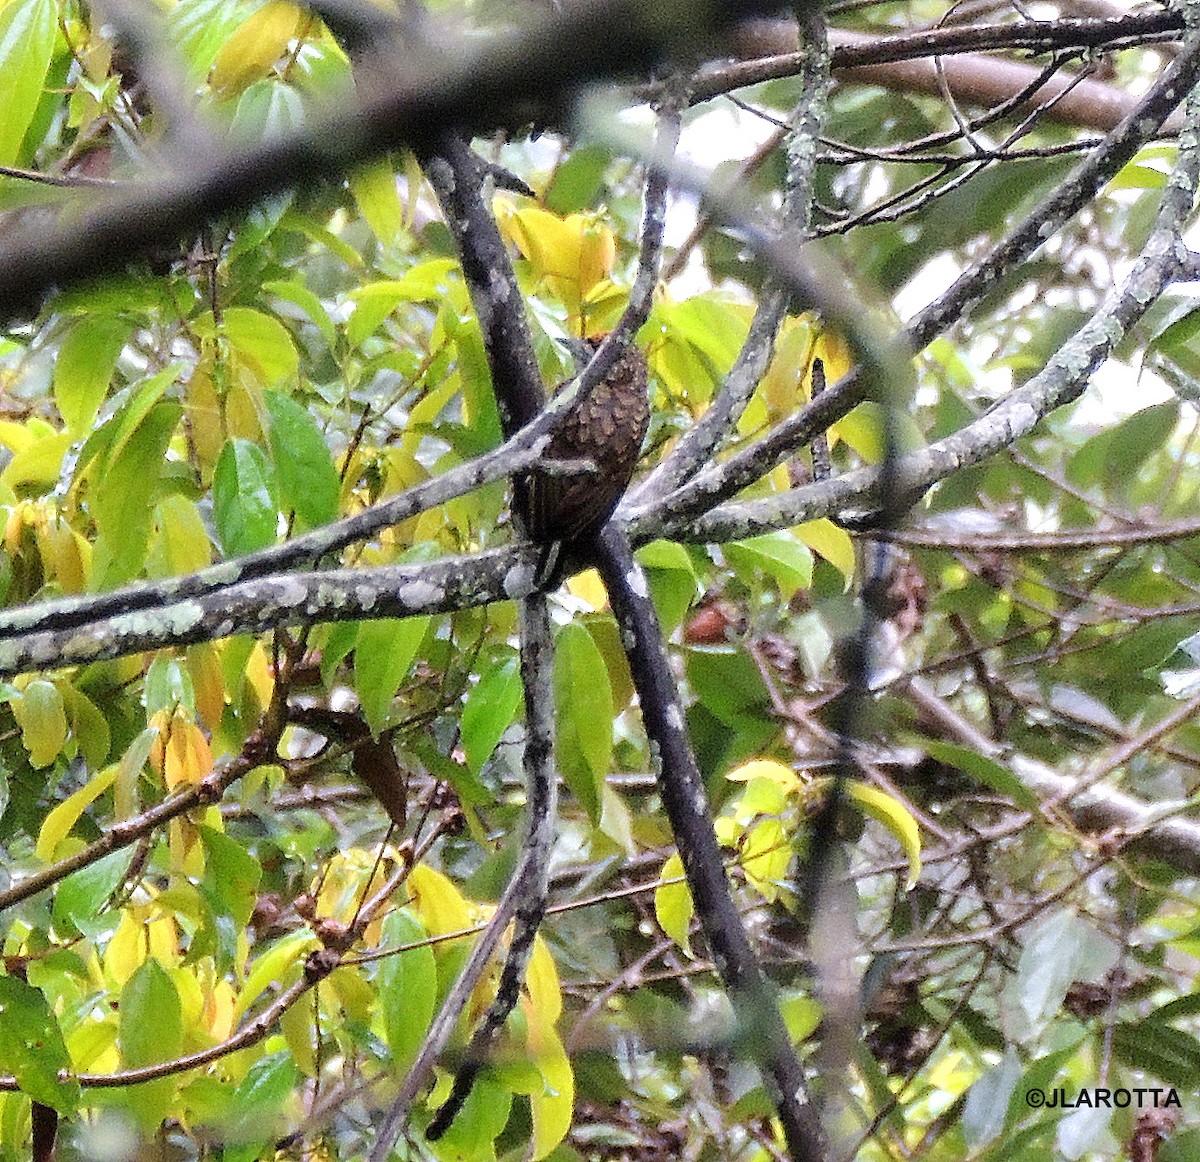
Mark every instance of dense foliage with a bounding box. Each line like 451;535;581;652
1;1;1200;1160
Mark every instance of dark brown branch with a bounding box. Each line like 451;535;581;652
594;524;827;1162
0;0;796;325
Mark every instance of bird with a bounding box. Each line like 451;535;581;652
514;332;649;588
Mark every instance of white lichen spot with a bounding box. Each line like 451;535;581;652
117;601;204;638
206;562;242;586
274;578;308;608
356;586;378;613
627;569;649;598
398;579;443;608
504;562;536;599
665;704;684;733
214;619;235;638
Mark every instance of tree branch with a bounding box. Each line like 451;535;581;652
594;523;826;1160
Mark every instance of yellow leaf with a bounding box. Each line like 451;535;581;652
151;495;213;579
168;715;214;790
407;863;473;938
187;642;227;732
184;353;223;484
813;327;853;384
654;852;693;956
12;678;68;769
728;775;788;824
527;1026;574;1161
0;420;38;454
846;781;922;888
1;432;72;489
794;519;856;584
35;510;89;593
36;764;119;861
726;759;802;794
105;908;148;985
282;997;318;1078
565;568;607;611
502;207;615;320
759;316;816;420
779;991;822;1042
202;978;236;1041
210;0;302;95
829;401;886;460
244;641;275;711
147;911;180;968
741;818;790;903
524;936;562;1027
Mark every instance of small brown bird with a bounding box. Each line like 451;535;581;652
515;333;649;586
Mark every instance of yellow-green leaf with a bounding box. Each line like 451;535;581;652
0;0;56;166
795;518;856;584
741;818;790;903
654;852;693;955
349;160;403;246
13;679;67;770
210;0;302;95
528;1026;574;1160
727;758;802;793
846;781;922;888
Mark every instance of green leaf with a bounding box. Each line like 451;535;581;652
355;616;430;735
213;437;278;557
919;739;1041;811
230;78;305;142
545;143;613;214
53;315;132;437
0;0;56;166
0;976;79;1112
1067;402;1179;490
198;824;262;928
227;1051;300;1143
378;909;437;1069
637;541;701;635
431;1075;512;1160
263;278;337;347
1113;1021;1200;1088
963;1047;1021;1149
554;621;612;821
461;652;522;775
119;958;183;1067
264;389;340;528
91;399;183;587
725;531;813;599
52;849;130;937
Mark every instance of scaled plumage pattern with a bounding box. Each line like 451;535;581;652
515;333;649;584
